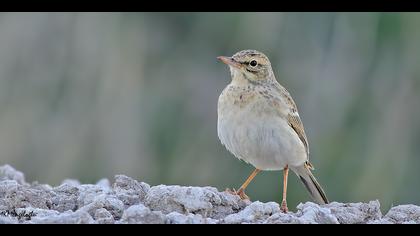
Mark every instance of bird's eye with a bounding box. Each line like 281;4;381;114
249;60;258;67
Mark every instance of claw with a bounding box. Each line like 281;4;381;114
225;188;250;200
281;200;288;213
237;189;250;200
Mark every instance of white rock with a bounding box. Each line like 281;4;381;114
118;204;166;224
166;212;217;224
381;204;420;224
29;210;95;224
96;179;111;190
0;165;26;185
78;194;124;220
144;185;246;219
0;180;52;209
0;165;419;224
113;175;150;207
61;179;81;186
223;201;280;224
94;208;114;224
77;184;112;207
51;183;80;212
0;216;18;224
265;212;302;224
295;202;339;224
325;200;382;224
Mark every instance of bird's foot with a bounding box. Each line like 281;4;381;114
225;188;250;200
281;200;288;213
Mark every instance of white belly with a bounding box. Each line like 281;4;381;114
218;103;307;170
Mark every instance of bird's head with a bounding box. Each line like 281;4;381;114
218;49;274;84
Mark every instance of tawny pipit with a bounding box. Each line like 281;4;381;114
217;50;329;212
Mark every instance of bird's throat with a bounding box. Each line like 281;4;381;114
230;68;257;87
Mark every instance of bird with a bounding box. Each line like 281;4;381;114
217;49;329;212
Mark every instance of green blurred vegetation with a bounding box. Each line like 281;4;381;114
1;12;420;210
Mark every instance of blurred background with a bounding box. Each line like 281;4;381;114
0;12;419;211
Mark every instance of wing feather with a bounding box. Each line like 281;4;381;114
287;113;309;156
273;83;310;156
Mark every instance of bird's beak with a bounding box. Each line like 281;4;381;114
217;56;242;69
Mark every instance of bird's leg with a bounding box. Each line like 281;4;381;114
281;165;289;213
227;168;261;200
237;168;261;199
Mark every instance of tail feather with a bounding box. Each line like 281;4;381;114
292;164;329;204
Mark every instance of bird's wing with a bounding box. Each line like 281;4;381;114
274;83;310;156
287;112;309;156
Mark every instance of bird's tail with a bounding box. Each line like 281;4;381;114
292;163;329;205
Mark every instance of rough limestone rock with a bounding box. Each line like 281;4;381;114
0;165;418;224
144;185;246;219
51;183;80;212
119;204;166;224
0;216;19;224
166;211;217;224
77;194;125;220
369;204;420;224
30;209;95;224
94;208;115;224
113;175;150;207
0;165;26;185
0;180;53;210
222;201;280;224
324;201;382;224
